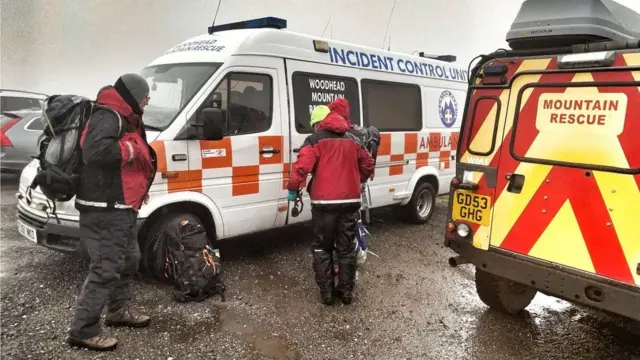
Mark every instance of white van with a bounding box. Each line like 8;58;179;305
16;17;467;277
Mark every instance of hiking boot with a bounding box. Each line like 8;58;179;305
68;334;118;351
338;290;353;305
321;291;335;306
105;306;151;328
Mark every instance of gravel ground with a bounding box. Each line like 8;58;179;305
1;174;639;360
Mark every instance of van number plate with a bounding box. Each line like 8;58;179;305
452;190;491;227
17;220;37;243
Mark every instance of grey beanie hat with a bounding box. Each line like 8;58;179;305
114;73;150;115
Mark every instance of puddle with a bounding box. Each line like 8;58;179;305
221;311;301;360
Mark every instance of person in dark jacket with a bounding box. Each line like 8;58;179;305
68;73;157;351
287;105;374;305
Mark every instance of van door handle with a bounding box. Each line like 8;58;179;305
260;148;281;155
293;148;300;153
506;173;525;194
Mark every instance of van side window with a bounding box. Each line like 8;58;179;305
194;72;273;136
291;72;360;134
362;80;422;131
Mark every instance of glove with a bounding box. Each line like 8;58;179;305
287;190;298;201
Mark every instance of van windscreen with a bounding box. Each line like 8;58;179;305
140;63;221;130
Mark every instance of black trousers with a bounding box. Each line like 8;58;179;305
310;203;360;295
69;209;140;339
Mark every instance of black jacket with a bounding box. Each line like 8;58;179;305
75;87;156;212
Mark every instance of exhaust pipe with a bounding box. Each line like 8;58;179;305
448;256;469;268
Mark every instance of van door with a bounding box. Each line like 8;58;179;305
277;59;362;226
454;58;553;250
188;66;284;238
489;57;640;286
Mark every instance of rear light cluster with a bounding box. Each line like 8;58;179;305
448;176;472;238
0;117;21;147
450;176;461;189
446;221;471;238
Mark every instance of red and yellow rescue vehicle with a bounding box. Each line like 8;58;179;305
445;0;640;320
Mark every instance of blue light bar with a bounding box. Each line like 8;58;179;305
208;17;287;34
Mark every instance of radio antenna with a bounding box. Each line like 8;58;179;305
322;17;332;37
382;0;397;48
211;0;223;29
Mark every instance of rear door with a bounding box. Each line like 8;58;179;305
453;57;553;250
489;51;640;287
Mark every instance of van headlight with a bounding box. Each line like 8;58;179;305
457;223;470;238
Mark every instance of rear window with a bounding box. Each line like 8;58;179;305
25;117;44;131
511;84;640;174
1;96;42;113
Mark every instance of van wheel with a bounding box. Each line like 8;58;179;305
475;267;537;314
397;182;436;224
141;212;205;283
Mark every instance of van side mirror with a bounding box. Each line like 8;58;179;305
195;108;225;141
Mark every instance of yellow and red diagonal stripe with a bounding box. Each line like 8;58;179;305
486;53;640;286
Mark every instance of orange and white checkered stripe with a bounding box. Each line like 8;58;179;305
149;130;459;198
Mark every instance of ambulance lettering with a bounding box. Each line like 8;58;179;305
536;93;628;135
419;134;454;150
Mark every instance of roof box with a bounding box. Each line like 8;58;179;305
506;0;640;50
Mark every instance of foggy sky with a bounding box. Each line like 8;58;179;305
2;0;640;98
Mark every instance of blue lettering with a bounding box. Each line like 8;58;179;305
329;47;334;63
359;52;371;67
427;64;436;77
387;56;395;71
397;59;406;72
334;48;347;64
370;53;379;69
435;65;444;78
377;55;389;70
346;50;358;66
414;62;425;76
405;60;415;74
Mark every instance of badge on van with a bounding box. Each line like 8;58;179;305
439;90;458;128
202;149;227;158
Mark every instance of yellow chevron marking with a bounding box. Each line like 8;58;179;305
470;59;552;250
528;200;595;273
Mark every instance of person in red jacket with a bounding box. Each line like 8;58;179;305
287;105;374;305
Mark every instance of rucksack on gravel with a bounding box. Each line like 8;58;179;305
163;218;226;302
27;95;121;216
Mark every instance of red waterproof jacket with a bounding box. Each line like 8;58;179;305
328;98;353;126
287;111;374;204
75;87;156;212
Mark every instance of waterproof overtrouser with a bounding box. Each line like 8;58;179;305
310;203;360;296
69;209;139;339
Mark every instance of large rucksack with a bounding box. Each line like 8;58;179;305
163;218;226;302
349;125;381;176
27;95;121;212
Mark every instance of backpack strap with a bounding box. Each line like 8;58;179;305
91;104;123;137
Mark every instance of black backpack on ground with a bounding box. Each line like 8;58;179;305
163;218;226;302
27;95;121;216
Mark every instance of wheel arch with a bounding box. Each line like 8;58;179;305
400;166;441;206
137;191;223;242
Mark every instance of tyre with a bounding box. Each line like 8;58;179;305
141;212;206;282
396;182;436;224
475;267;537;314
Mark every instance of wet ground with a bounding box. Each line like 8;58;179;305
1;173;639;360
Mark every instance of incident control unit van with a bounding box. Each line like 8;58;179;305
16;16;467;279
444;0;640;321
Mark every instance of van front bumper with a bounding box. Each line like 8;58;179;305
16;199;84;255
446;235;640;321
16;196;147;256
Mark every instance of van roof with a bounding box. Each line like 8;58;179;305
147;28;469;83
